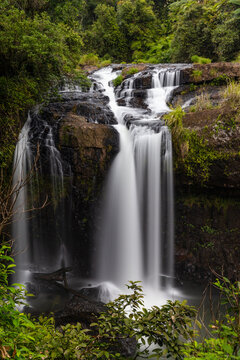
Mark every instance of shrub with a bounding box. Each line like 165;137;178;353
79;53;100;66
191;55;212;64
113;75;123;87
126;67;139;75
99;59;112;68
183;276;240;359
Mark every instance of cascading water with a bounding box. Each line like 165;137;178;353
92;66;180;295
12;112;68;283
97;124;142;285
13;64;181;302
12;115;32;282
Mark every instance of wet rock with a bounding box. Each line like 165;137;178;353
35;92;116;126
81;65;99;75
133;73;152;89
117;90;148;109
122;64;149;77
54;292;106;328
75;101;116;124
58;112;119;277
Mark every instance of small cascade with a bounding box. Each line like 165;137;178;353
115;77;135;106
147;68;181;114
92;66;180;293
12;112;68;283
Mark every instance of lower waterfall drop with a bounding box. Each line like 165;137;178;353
92;66;179;295
12;111;68;283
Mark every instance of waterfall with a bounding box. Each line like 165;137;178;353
12;115;32;282
93;66;179;292
12;112;68;283
132;125;174;289
12;65;180;297
97;124;142;285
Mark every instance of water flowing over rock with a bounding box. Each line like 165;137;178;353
12;62;240;303
12;87;119;284
91;66;180;293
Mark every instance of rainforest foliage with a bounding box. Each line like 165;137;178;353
1;243;240;359
1;0;240;170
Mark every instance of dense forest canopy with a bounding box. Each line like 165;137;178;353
0;0;240;171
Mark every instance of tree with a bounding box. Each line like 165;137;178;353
170;0;215;62
0;1;88;170
117;0;158;60
85;4;128;61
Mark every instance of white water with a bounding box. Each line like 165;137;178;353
92;66;180;300
12;115;32;283
12;113;68;284
97;124;142;285
13;65;180;305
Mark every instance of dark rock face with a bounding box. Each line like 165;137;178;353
58;112;119;276
29;90;119;277
175;193;240;282
133;73;152;90
117;89;148;109
172;63;240;282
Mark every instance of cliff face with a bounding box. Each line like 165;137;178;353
59;112;119;276
30;90;119;277
29;63;240;282
170;63;240;281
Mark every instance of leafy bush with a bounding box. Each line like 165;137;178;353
113;75;123;87
126;67;139;75
192;69;203;81
184;276;240;359
99;59;112;68
79;53;100;66
191;55;212;64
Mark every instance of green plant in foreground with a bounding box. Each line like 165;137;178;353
223;81;240;106
1;239;240;359
184;276;240;359
0;242;197;359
